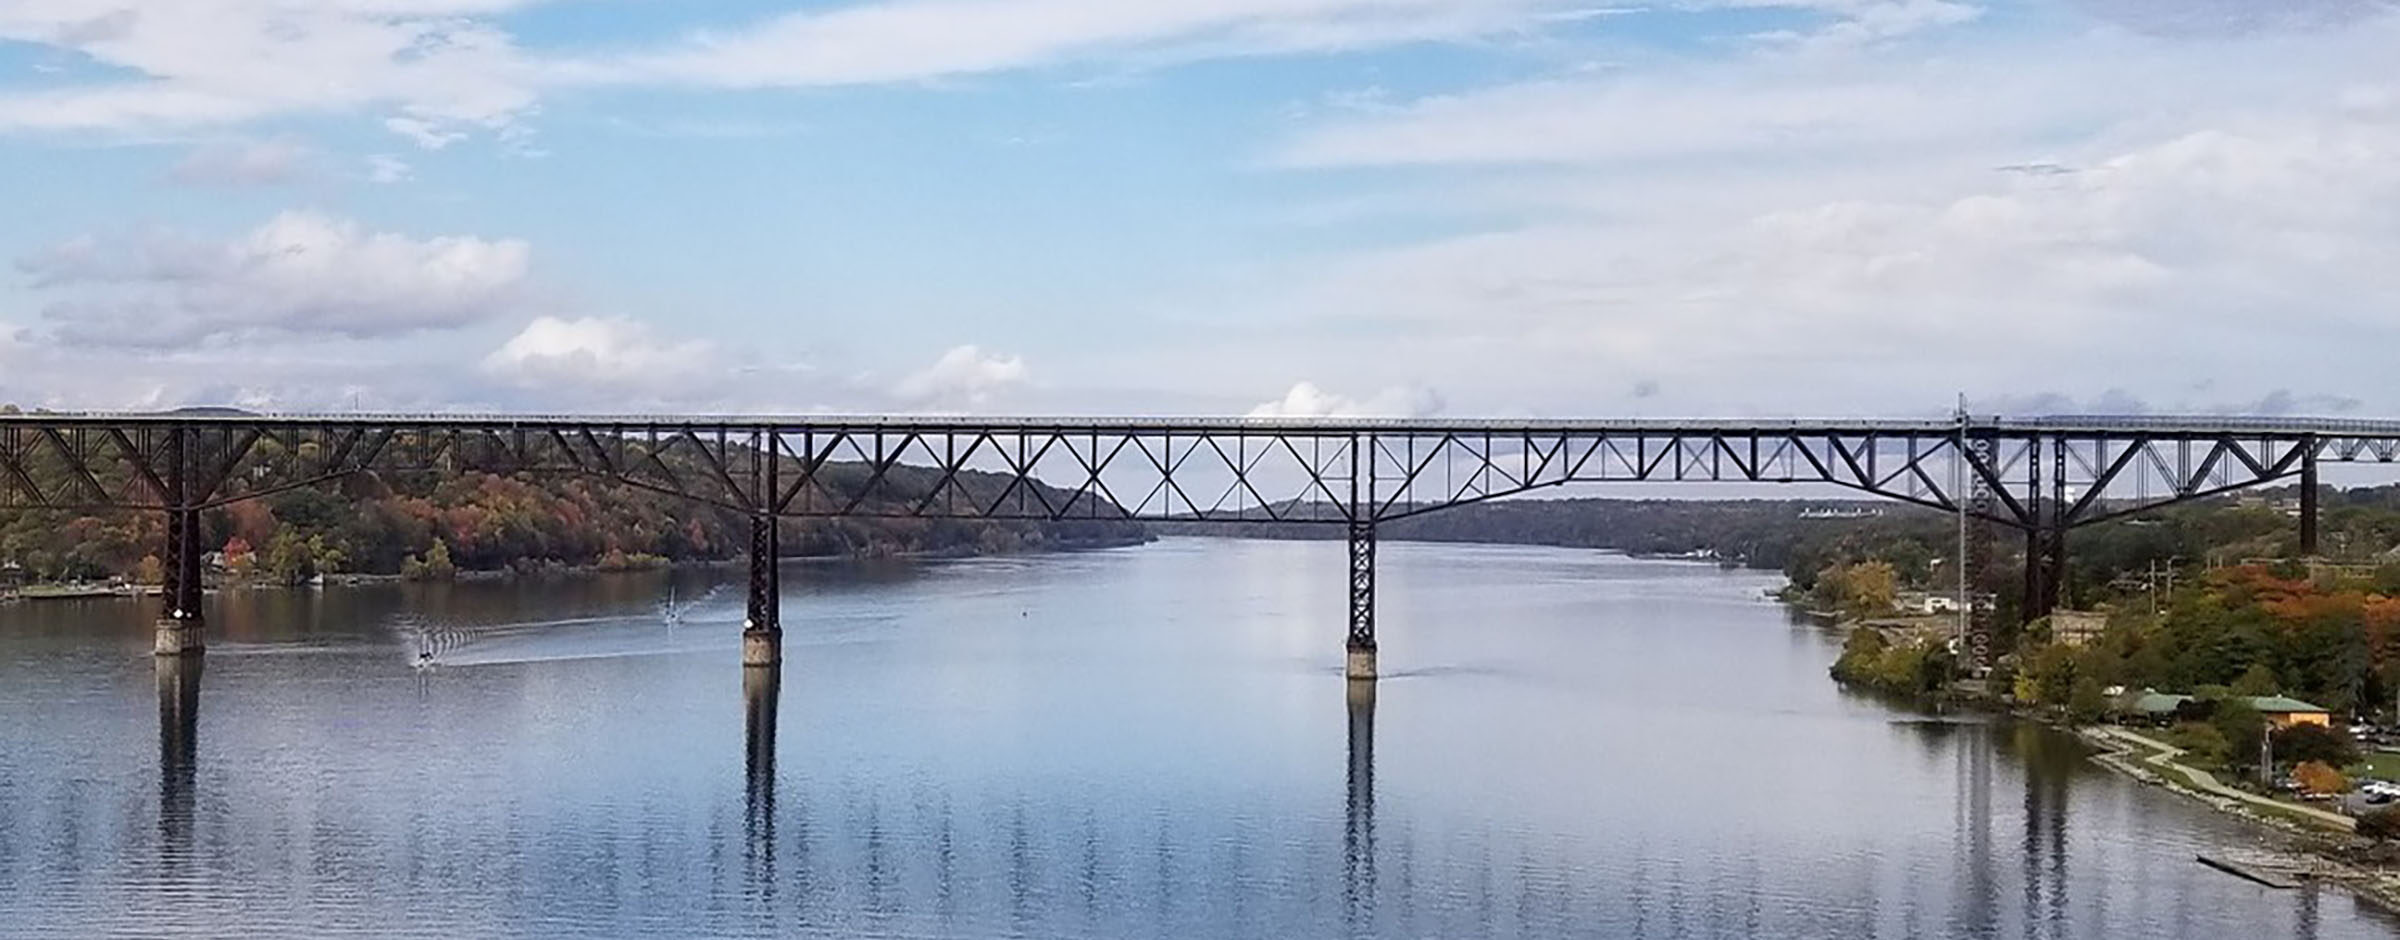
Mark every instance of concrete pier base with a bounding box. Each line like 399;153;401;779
741;629;781;668
154;619;204;657
1346;673;1377;708
1345;647;1377;681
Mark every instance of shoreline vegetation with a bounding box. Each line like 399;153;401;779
1807;555;2400;911
0;531;1154;602
0;438;1151;596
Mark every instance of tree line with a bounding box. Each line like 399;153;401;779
0;436;1148;584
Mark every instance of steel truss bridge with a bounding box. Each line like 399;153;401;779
7;412;2398;674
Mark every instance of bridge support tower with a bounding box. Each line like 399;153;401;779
742;446;782;669
155;430;205;657
743;512;781;668
1346;520;1377;681
2301;437;2321;557
2019;434;2068;627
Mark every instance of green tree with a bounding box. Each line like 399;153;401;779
1843;561;1899;618
2272;723;2359;768
2212;698;2267;773
2068;675;2108;723
2165;722;2232;768
2232;662;2282;697
261;531;314;585
2017;642;2079;708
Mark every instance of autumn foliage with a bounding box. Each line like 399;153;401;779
2293;760;2348;795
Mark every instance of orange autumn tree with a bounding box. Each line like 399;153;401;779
2294;760;2348;795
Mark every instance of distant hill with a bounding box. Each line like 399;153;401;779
1158;497;1953;581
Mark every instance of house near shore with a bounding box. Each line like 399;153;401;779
2049;609;2108;647
1902;593;1960;615
1899;592;1992;615
2119;691;2333;729
2247;696;2334;729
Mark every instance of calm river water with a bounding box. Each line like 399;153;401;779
1;538;2392;938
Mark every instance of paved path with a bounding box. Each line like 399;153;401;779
2085;726;2357;831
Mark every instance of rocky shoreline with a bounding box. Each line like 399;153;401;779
2077;725;2400;914
1808;603;2400;915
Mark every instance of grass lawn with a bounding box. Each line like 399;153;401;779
2356;750;2400;782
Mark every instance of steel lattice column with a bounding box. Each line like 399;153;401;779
2016;436;2073;628
741;443;782;669
2301;437;2321;556
155;429;205;656
1345;519;1377;680
1964;434;1997;670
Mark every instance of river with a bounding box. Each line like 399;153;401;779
0;538;2391;938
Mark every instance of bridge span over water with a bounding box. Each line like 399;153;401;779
5;411;2396;676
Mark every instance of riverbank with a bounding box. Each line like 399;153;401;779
2;534;1156;601
1806;599;2400;913
2079;724;2400;912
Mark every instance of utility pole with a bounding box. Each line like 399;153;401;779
1955;395;1970;653
2260;727;2275;789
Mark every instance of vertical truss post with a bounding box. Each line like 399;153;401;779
742;436;782;669
1346;433;1378;681
1965;434;1997;671
2300;437;2321;557
155;428;205;657
2043;435;2069;619
2021;435;2044;630
2021;435;2067;628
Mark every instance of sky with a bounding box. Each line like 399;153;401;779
0;0;2395;418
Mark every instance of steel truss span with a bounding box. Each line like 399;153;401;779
6;412;2394;669
7;413;2397;528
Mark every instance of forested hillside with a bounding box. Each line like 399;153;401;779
0;454;1148;584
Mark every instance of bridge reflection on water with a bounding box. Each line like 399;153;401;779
127;661;2351;939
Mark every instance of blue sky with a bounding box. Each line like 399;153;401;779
0;0;2395;417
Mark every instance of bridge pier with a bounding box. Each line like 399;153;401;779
1345;520;1377;681
742;512;781;668
2018;434;2067;628
155;429;205;656
2023;526;2065;627
2301;440;2321;556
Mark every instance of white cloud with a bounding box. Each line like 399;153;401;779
0;0;1987;148
1236;10;2400;413
20;210;533;347
893;345;1029;407
1248;381;1444;417
602;0;1592;89
2071;0;2399;37
0;1;539;142
383;116;467;150
364;154;412;183
166;137;312;186
482;316;717;392
0;0;1614;141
